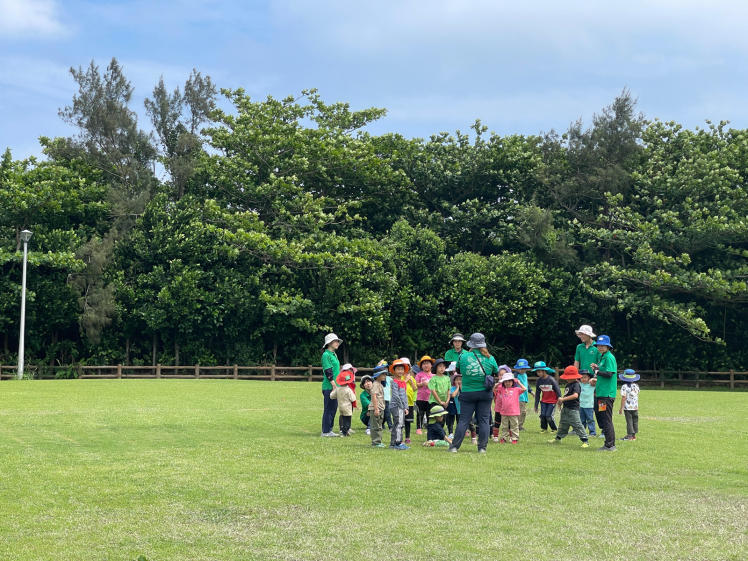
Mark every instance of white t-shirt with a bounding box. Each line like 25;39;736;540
620;383;639;410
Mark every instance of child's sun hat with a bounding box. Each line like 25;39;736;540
560;365;582;380
449;372;462;385
498;371;515;384
498;364;512;375
418;355;434;367
372;364;388;379
618;368;640;382
513;358;531;370
594;334;613;348
389;358;410;374
340;363;358;374
578;369;592;377
429;405;447;418
336;371;355;386
575;325;596;338
531;361;555;373
432;358;447;371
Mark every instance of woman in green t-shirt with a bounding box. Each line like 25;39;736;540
320;333;342;437
444;333;466;365
449;333;499;454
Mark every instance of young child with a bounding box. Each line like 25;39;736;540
513;358;534;431
368;364;388;447
383;360;394;430
335;367;357;436
495;370;527;444
578;369;597;437
428;357;451;412
533;361;560;432
446;371;461;438
492;365;513;441
549;365;589;447
359;375;373;434
590;335;618;451
388;359;410;450
415;356;435;435
422;405;453;447
404;361;419;444
618;369;640;441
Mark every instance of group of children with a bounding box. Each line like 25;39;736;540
322;326;641;452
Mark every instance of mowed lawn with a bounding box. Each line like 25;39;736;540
0;381;745;561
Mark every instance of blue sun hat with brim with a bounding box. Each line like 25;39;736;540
513;358;531;370
531;361;555;373
372;364;388;377
595;334;613;348
619;368;640;382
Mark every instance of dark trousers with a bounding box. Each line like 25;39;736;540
493;412;502;431
446;413;457;434
539;402;557;431
405;406;414;439
361;414;370;428
625;410;639;435
384;401;393;429
416;400;430;429
595;397;616;448
451;390;492;450
322;389;337;434
339;415;351;436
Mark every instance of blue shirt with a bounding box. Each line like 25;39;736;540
515;372;530;402
579;382;595;409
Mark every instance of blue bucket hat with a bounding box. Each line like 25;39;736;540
595;335;613;348
513;358;531;370
531;361;555;373
619;368;640;382
372;364;388;377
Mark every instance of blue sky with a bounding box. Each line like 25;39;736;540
2;0;748;159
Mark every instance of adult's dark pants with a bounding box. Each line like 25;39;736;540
321;389;337;434
595;396;616;448
450;390;492;450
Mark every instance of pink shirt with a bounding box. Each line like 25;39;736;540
495;386;523;416
415;372;433;401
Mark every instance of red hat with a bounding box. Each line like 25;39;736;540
336;371;356;386
560;365;581;380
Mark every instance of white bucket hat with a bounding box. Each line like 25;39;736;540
499;371;514;383
322;333;343;349
575;325;596;338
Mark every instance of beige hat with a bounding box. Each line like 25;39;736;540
322;333;343;349
499;371;515;384
575;325;596;338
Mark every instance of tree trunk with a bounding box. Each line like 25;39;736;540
152;333;157;366
125;337;130;366
174;340;180;367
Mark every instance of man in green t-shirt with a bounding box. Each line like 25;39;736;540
573;324;601;373
590;334;618;451
320;333;342;437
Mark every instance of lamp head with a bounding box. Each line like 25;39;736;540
20;230;32;243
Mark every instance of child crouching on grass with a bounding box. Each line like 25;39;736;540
549;365;589;448
422;405;452;447
618;369;640;441
495;369;526;444
369;364;388;447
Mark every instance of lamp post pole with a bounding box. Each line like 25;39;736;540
18;229;32;380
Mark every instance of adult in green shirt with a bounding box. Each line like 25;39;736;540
573;324;601;373
449;333;498;454
444;333;466;365
590;334;618;451
321;333;342;437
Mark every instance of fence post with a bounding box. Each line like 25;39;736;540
729;369;734;390
660;370;664;389
156;363;161;378
195;364;200;378
117;364;122;379
308;365;313;382
233;364;238;380
271;365;276;381
695;372;700;389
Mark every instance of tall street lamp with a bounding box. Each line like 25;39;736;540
18;229;32;380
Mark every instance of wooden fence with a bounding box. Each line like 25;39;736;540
0;364;747;389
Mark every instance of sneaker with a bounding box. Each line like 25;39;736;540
471;437;477;445
499;438;507;444
405;438;411;444
539;429;548;433
511;440;518;444
328;431;340;437
372;443;386;448
394;443;410;450
365;429;371;435
493;436;499;443
547;438;559;443
348;429;355;435
478;448;486;454
416;429;422;435
597;445;617;452
581;442;589;448
448;447;458;453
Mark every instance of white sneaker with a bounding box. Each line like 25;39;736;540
471;437;478;445
365;429;371;435
348;429;355;434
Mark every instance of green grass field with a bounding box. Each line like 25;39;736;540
0;380;746;561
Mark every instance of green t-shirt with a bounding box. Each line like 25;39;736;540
321;349;340;391
444;348;465;364
457;351;499;393
428;374;451;404
575;343;601;372
595;351;618;398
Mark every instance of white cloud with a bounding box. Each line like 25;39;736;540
0;0;69;37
